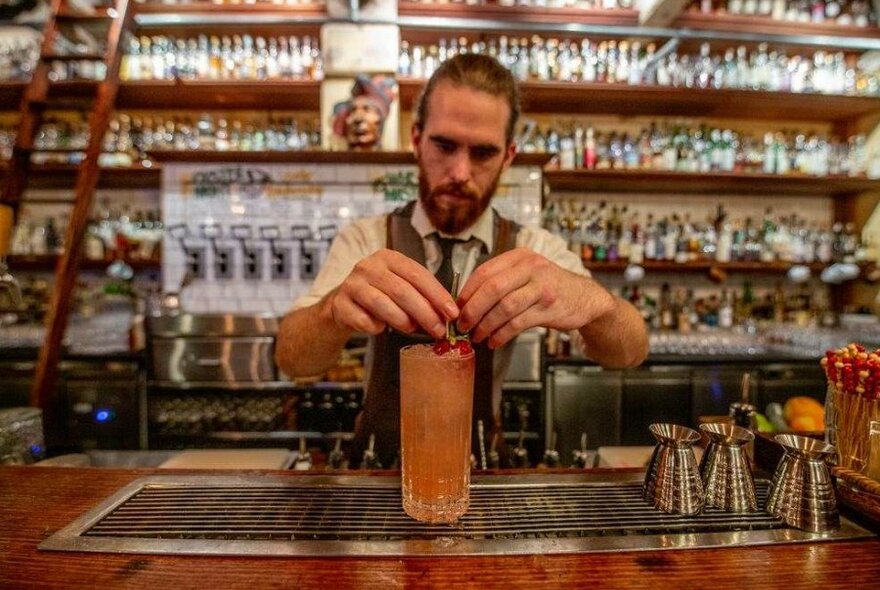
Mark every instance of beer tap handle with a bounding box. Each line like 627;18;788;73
327;437;346;470
542;431;560;468
259;225;281;258
360;433;382;470
512;428;529;468
487;431;501;469
317;224;337;243
199;222;222;255
293;436;312;471
230;224;252;240
572;432;591;468
290;224;311;255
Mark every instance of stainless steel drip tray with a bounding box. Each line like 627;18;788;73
40;472;872;557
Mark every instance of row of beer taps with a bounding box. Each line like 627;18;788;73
288;424;594;471
165;222;338;291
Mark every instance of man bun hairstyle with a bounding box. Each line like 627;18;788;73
414;53;521;145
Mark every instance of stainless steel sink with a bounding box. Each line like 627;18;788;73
40;472;873;556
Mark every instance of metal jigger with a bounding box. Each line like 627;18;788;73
699;423;758;512
766;434;839;533
643;423;704;515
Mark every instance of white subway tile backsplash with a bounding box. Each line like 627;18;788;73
163;161;542;314
308;165;337;183
337;166;371;184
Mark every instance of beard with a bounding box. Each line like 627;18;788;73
418;166;502;235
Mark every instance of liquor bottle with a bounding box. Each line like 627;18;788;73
644;214;658;260
659;283;675;330
718;289;734;328
584;126;597;169
629;221;645;264
738;281;755;323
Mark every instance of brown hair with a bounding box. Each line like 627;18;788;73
414;53;521;144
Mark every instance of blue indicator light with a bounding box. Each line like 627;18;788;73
95;410;111;423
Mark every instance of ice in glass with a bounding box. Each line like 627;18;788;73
400;342;475;523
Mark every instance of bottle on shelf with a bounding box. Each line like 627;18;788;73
521;119;875;177
691;0;876;26
400;34;880;97
122;34;324;82
541;198;872;267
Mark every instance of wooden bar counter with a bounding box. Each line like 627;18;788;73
2;465;879;589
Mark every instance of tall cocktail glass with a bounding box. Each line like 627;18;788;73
400;343;475;523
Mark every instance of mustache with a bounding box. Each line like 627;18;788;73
430;182;480;201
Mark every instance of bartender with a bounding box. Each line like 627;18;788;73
275;54;649;467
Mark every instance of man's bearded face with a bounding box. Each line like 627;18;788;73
412;81;514;235
418;161;502;235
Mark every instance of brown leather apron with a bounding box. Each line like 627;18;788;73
351;201;520;468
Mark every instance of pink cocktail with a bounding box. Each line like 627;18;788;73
400;343;475;523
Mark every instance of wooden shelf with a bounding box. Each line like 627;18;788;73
36;80;101;107
398;78;880;123
2;162;161;190
55;10;115;23
10;159;877;196
133;1;327;17
396;6;880;52
146;149;553;167
41;53;106;62
398;3;639;27
7;255;160;272
675;12;880;44
131;1;327;32
0;81;26;111
585;260;845;274
116;79;321;110
543;169;880;196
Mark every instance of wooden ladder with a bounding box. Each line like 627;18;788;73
0;0;135;434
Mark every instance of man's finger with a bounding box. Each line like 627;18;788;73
384;250;459;320
470;283;543;343
457;262;531;333
457;248;532;303
332;294;386;335
351;285;416;334
378;271;448;339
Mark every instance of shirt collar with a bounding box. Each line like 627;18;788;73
411;198;494;251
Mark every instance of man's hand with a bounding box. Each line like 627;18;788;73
329;249;458;339
456;248;616;349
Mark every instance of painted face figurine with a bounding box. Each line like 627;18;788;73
332;74;397;150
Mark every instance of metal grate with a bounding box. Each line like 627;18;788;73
40;473;873;556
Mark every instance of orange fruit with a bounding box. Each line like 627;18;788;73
789;415;822;432
783;396;824;430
